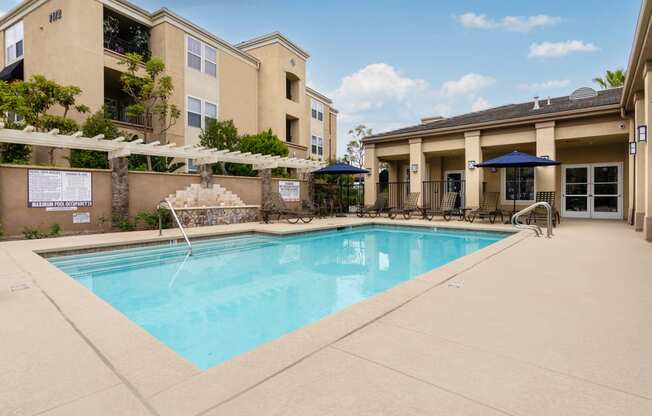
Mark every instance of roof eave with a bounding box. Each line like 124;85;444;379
363;104;622;144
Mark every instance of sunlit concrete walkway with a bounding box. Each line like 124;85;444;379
1;219;651;415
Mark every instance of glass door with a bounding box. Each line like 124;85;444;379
562;165;590;218
444;170;465;208
562;163;623;219
592;163;622;219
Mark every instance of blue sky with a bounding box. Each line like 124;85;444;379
0;0;642;156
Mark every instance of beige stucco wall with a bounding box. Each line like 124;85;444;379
23;0;104;118
219;51;258;135
0;165;112;237
150;21;186;147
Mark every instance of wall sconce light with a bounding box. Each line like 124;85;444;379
630;141;637;155
490;167;497;173
540;155;550;160
467;160;476;170
410;163;418;173
638;125;647;142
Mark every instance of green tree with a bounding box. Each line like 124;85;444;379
199;119;239;174
343;124;372;168
593;69;625;89
119;52;180;170
0;75;88;164
229;129;289;177
68;109;121;169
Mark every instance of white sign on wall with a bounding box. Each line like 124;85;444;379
278;180;300;202
72;212;91;224
28;170;92;208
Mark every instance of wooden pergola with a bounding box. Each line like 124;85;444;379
0;125;325;170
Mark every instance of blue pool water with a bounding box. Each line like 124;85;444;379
49;225;507;369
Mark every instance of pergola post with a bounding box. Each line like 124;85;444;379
259;168;272;206
110;156;129;229
199;164;213;188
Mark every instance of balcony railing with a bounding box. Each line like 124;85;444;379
105;99;152;128
103;36;150;60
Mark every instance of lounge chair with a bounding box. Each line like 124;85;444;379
423;192;458;221
261;191;315;224
356;192;388;218
388;192;421;219
526;191;560;227
467;192;503;224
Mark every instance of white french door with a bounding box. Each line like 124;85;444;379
561;163;623;219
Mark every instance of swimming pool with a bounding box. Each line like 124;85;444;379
49;225;507;369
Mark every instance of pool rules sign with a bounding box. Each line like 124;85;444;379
28;170;92;208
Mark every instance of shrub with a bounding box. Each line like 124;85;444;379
22;222;62;239
135;208;172;230
112;214;135;232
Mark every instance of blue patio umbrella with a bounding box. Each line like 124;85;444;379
475;151;560;214
312;163;369;175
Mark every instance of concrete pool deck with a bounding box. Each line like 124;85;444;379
1;218;651;415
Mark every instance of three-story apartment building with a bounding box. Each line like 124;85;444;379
0;0;337;164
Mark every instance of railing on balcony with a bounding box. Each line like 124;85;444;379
377;181;410;209
104;36;151;60
104;98;152;128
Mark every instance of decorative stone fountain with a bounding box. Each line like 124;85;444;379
166;183;259;227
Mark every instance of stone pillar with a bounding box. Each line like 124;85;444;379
634;92;646;231
464;131;483;208
644;65;652;241
258;168;272;207
409;138;426;204
364;143;378;205
628;118;636;225
199;164;213;188
110;157;129;229
535;121;556;194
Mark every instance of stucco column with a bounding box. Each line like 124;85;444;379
644;66;652;240
464;131;483;208
387;161;398;182
409;138;426;204
628;118;636;225
199;164;213;188
364;143;378;205
535;121;556;194
634;92;646;231
110;157;129;229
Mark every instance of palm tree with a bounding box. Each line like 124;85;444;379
593;69;625;89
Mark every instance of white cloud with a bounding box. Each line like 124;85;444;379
529;40;598;58
440;73;495;97
518;79;571;91
456;12;560;32
471;97;490;112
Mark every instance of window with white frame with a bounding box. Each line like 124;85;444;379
5;21;24;65
204;101;217;127
187;36;217;77
187;36;202;71
187;96;202;128
503;167;535;202
311;99;324;122
204;45;217;77
187;97;219;129
311;135;323;158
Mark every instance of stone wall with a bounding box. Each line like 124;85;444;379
175;207;259;227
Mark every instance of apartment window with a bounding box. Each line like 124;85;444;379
311;135;323;158
286;119;293;142
5;21;24;65
187;37;202;71
311;99;324;121
204;45;217;77
187;97;202;128
503;167;535;202
204;101;217;127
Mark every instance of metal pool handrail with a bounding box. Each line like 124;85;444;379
158;199;193;255
511;202;553;238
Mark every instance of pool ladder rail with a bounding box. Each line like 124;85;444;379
158;199;193;255
511;202;553;238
